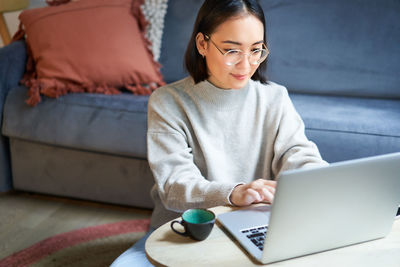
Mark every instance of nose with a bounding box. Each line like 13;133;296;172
235;54;252;70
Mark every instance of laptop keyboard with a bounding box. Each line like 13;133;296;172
241;225;268;251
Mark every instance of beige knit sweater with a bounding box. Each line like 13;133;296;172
147;77;328;228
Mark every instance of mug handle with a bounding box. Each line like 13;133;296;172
170;220;187;236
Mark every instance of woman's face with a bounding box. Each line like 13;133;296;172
196;14;265;89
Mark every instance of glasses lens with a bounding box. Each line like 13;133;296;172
249;49;268;65
225;50;242;66
224;48;269;66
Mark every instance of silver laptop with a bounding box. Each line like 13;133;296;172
218;152;400;264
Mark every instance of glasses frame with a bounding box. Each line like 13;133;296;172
204;34;269;66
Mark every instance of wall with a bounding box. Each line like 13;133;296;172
0;0;46;47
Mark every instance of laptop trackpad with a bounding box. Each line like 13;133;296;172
218;205;272;230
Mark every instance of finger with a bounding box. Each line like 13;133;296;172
243;194;256;205
261;188;274;203
266;186;275;194
250;180;276;195
252;179;266;188
253;179;276;189
263;180;277;188
246;188;262;203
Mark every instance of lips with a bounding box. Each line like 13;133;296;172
231;73;248;80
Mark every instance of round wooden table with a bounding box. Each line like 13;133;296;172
145;205;400;267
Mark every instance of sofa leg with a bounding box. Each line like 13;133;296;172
0;14;11;46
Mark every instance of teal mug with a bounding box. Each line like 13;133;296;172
170;209;216;241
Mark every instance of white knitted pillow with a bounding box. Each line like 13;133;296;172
141;0;168;61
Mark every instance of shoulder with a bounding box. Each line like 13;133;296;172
149;77;191;103
148;77;194;112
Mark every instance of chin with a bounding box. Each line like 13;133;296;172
230;78;250;90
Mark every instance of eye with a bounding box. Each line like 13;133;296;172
225;49;241;55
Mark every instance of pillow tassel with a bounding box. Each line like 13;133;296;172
11;22;26;42
138;84;152;95
103;86;120;95
25;79;41;106
124;83;151;95
131;0;148;32
40;80;59;98
68;83;85;94
46;0;71;6
82;83;120;96
25;79;125;106
149;82;160;91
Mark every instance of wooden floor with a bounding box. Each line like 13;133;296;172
0;191;152;260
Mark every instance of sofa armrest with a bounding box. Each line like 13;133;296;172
0;40;27;192
0;40;27;92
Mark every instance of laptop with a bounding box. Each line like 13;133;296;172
218;152;400;264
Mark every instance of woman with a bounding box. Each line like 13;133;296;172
112;0;327;266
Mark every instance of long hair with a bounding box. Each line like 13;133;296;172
184;0;268;84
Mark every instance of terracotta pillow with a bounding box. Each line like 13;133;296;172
13;0;165;106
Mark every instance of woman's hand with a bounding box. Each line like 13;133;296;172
230;179;276;206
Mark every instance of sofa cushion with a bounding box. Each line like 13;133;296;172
290;93;400;162
2;86;149;159
159;0;202;83
15;0;164;106
261;0;400;98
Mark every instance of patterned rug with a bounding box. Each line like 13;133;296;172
0;218;150;267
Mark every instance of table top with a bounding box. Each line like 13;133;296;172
145;205;400;267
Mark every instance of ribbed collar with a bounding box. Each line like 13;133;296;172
188;78;251;110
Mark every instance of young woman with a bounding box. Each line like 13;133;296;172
112;0;327;266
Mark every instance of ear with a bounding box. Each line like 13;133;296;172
195;32;209;57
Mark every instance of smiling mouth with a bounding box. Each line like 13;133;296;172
231;74;248;80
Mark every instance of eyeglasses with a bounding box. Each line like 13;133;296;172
204;35;269;66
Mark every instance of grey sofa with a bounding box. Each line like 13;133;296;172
1;0;399;209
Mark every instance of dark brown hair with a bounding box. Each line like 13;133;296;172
184;0;268;84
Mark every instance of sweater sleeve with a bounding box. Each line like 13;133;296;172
147;90;239;212
271;87;328;178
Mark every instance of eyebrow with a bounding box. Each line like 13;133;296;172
221;40;264;45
